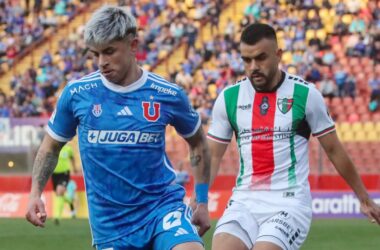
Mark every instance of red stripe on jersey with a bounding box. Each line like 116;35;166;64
251;92;276;189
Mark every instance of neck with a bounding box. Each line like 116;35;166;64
120;63;142;87
271;69;282;89
263;69;283;92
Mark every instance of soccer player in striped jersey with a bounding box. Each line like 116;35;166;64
207;23;380;250
25;6;211;250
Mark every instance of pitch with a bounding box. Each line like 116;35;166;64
0;219;379;250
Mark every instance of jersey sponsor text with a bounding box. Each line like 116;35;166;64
88;130;162;144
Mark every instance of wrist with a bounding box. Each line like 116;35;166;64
195;183;209;204
356;191;370;203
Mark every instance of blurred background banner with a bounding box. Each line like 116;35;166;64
0;118;47;173
1;175;379;219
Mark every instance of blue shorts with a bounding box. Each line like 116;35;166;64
95;203;203;250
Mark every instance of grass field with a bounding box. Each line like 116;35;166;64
0;218;379;250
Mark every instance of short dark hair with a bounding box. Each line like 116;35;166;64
240;23;277;45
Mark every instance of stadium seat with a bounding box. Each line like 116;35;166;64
366;130;378;142
347;113;360;123
341;131;355;142
362;121;375;131
356;105;369;117
335;113;347;122
342;97;354;106
351;122;363;132
372;113;380;122
354;130;366;141
331;97;342;107
374;122;380;132
360;113;371;122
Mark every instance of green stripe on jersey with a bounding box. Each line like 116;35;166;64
224;85;240;132
223;85;244;186
289;84;309;186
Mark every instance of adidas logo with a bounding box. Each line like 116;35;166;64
174;228;188;237
117;106;133;116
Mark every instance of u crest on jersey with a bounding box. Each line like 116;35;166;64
142;101;161;122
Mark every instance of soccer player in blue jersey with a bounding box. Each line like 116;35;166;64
25;5;211;250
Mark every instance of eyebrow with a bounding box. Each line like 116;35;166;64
89;46;114;54
241;52;267;60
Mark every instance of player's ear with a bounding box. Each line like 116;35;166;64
276;48;283;62
129;37;139;54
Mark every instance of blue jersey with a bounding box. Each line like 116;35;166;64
47;69;200;244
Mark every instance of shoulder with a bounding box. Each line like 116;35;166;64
284;72;320;94
220;77;249;99
64;71;102;96
67;71;102;87
285;72;312;86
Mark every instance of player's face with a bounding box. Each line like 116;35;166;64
240;39;282;91
89;38;138;85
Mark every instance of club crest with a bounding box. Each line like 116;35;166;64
92;104;102;117
260;96;270;115
142;101;161;122
277;98;293;114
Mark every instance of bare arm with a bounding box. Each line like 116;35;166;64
26;134;65;227
184;126;210;185
31;134;65;197
318;131;368;201
208;138;229;187
319;131;380;224
184;126;211;236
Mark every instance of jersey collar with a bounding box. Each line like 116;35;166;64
100;68;148;93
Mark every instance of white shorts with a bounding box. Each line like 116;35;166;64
214;190;312;250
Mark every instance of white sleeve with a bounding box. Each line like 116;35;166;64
306;86;335;137
207;91;233;143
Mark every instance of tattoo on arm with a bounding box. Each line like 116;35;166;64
190;152;201;168
32;151;59;194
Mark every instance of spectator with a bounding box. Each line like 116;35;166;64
224;17;236;40
334;65;348;97
345;74;357;98
318;75;337;99
369;72;380;110
0;92;10;117
184;18;198;57
207;1;220;35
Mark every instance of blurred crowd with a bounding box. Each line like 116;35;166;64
0;0;379;122
167;0;380;123
0;0;86;70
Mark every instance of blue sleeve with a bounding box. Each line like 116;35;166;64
170;88;201;138
46;85;78;142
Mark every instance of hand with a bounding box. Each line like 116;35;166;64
360;198;380;225
25;196;47;227
191;203;211;236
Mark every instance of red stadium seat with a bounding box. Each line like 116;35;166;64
372;113;380;122
342;97;354;106
360;113;372;122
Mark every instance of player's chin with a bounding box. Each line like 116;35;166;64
104;74;118;83
250;78;267;88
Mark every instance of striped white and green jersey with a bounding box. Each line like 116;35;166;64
208;72;335;191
